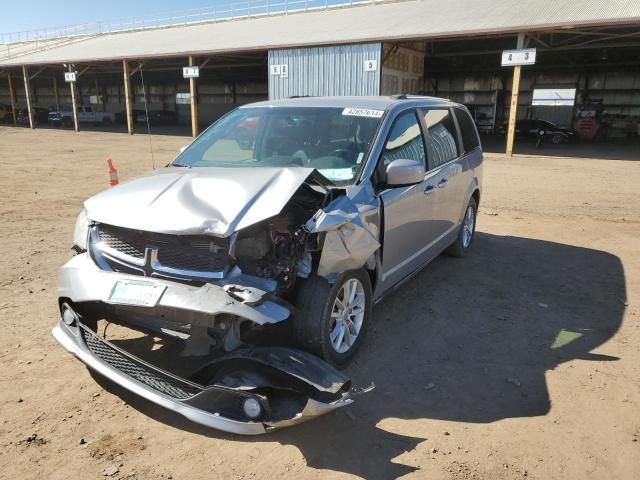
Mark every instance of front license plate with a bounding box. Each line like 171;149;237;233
108;280;166;307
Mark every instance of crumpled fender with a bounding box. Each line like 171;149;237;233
305;194;380;279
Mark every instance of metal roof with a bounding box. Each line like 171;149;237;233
2;0;640;67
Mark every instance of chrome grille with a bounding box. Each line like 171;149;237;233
92;224;231;281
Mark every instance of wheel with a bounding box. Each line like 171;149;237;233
552;133;565;144
62;117;72;128
294;269;372;368
446;197;477;257
102;117;113;126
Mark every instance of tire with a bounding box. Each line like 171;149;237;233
62;117;72;128
446;197;477;258
294;269;372;368
102;117;113;126
552;133;565;144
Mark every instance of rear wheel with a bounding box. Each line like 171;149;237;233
294;269;372;368
552;133;565;144
446;197;477;258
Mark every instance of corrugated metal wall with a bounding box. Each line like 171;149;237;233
268;43;382;99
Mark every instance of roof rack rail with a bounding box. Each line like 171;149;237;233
391;94;432;99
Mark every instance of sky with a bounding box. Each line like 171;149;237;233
4;0;246;32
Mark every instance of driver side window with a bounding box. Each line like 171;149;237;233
380;110;426;168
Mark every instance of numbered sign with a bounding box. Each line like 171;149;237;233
364;60;378;72
64;72;76;83
501;49;536;66
182;66;200;78
270;64;282;75
280;64;289;78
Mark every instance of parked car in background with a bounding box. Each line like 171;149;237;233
49;106;116;127
17;107;51;126
499;119;575;144
53;95;482;434
147;109;179;125
115;109;146;125
0;105;15;123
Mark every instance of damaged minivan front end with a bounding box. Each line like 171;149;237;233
54;163;378;434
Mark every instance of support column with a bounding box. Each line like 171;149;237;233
7;74;17;126
189;55;199;137
69;66;79;132
53;76;60;111
122;60;133;135
22;66;34;129
505;33;525;157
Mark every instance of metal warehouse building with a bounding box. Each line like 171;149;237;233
1;0;639;154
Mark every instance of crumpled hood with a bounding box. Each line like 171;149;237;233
85;166;317;237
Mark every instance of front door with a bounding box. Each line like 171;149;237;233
378;110;437;288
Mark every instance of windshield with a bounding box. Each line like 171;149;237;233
173;106;384;184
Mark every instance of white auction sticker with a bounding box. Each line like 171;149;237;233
342;108;384;118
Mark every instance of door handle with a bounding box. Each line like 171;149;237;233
437;178;448;188
424;185;436;195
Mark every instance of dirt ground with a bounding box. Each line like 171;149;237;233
0;127;639;480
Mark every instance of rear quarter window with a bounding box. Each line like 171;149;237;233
454;109;480;153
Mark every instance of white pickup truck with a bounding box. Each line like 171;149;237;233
48;106;116;127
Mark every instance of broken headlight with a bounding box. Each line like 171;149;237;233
72;209;90;253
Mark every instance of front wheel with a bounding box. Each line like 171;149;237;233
446;197;477;257
294;269;372;368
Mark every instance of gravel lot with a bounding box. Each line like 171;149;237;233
0;127;639;480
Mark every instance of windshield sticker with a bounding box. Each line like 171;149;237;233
356;153;364;164
342;108;384;118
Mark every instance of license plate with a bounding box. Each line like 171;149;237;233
107;280;166;307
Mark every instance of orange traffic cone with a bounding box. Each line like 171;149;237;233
107;158;119;187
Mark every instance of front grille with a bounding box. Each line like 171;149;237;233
98;227;146;258
93;224;232;280
80;324;203;400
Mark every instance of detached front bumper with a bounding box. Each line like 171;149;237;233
55;254;367;434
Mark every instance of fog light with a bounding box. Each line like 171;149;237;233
61;304;77;326
242;398;262;419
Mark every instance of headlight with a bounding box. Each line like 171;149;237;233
73;209;90;252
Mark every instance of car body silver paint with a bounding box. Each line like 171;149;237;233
84;166;318;238
59;254;290;325
56;96;482;433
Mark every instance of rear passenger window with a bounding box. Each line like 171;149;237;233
421;109;459;168
380;110;426;168
454;108;480;153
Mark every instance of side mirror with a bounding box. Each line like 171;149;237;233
385;159;425;187
179;145;189;154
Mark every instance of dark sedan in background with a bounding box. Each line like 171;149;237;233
499;119;576;144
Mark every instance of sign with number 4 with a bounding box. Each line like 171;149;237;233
501;49;536;66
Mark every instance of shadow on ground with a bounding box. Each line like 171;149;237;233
92;232;626;478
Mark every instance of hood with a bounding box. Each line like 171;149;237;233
85;166;321;237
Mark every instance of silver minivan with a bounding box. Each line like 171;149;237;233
54;95;482;434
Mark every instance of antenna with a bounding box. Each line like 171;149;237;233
138;62;155;170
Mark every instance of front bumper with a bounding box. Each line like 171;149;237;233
55;254;366;434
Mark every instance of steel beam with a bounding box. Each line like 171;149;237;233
122;60;134;135
53;76;60;111
22;66;34;129
69;65;79;132
7;74;17;126
189;55;199;137
505;33;525;157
